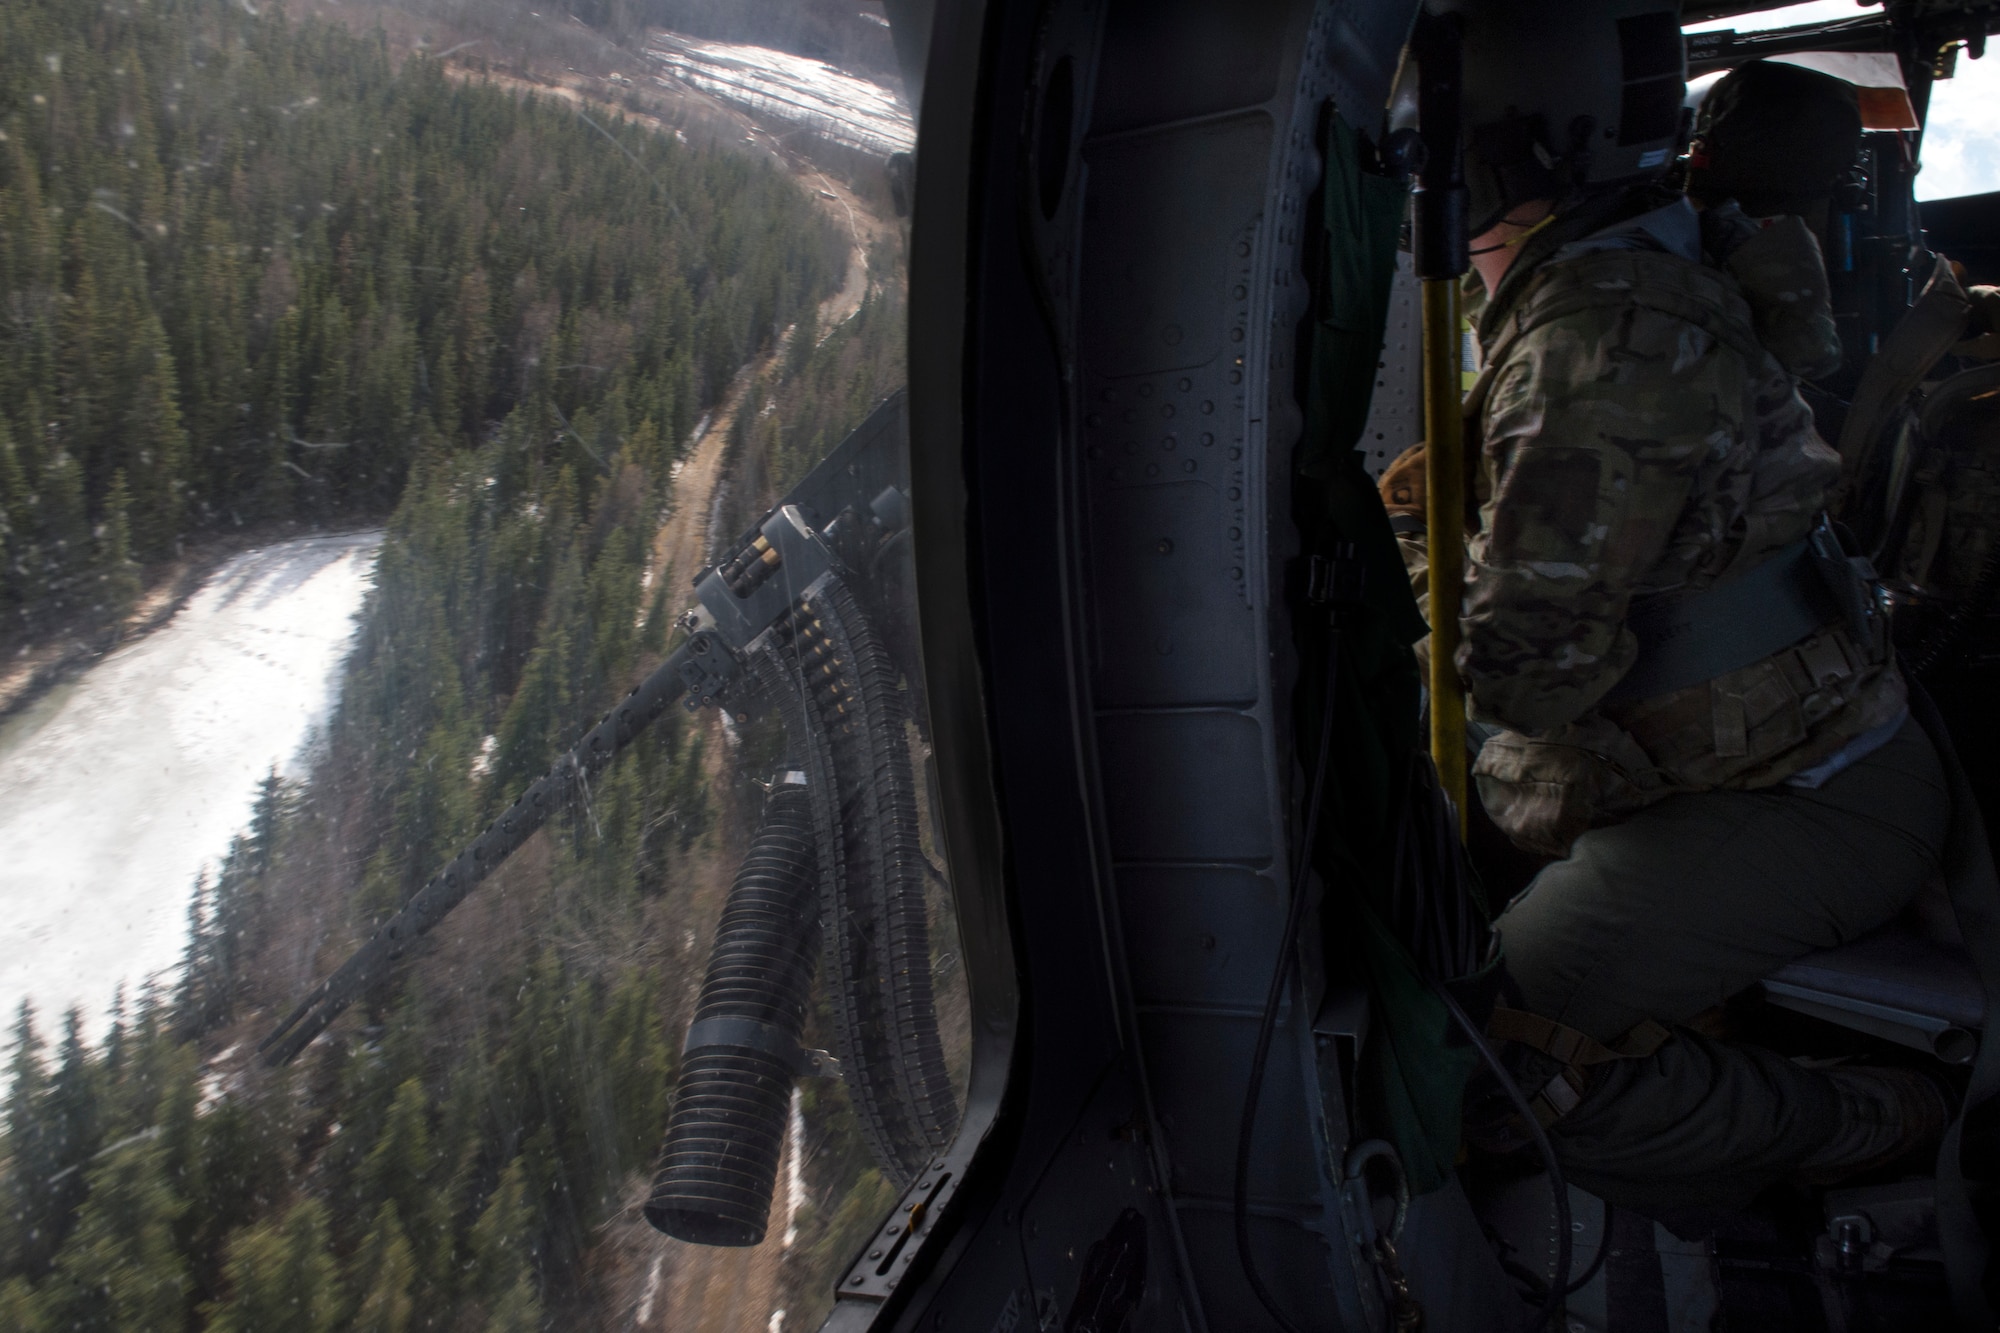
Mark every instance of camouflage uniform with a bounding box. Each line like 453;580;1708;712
1460;200;1905;855
1423;192;1949;1209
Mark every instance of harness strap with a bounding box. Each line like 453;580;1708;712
1487;1006;1672;1128
1836;253;1970;491
1488;1007;1670;1066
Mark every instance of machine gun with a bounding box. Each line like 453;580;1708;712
260;391;957;1246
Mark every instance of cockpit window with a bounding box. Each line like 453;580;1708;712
1918;53;2000;199
0;2;962;1327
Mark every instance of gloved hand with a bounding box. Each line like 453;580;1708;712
1379;442;1427;527
1954;284;2000;360
1380;443;1434;675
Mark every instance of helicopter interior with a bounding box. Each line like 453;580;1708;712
844;0;2000;1330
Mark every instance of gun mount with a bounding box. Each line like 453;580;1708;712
262;391;957;1244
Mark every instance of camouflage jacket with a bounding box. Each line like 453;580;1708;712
1460;198;1905;855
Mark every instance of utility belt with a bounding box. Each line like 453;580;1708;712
1600;515;1888;708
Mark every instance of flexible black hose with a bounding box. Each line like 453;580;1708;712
646;780;820;1246
1250;607;1570;1328
1390;708;1579;1320
1435;984;1572;1328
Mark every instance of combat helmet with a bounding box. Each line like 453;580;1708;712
1687;59;1864;221
1427;0;1688;234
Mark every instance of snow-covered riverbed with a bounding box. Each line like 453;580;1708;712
647;31;914;156
0;531;381;1035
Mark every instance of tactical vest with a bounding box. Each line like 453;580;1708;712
1465;244;1905;857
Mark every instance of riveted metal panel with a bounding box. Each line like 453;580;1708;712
1079;117;1273;379
1087;479;1258;708
1091;0;1292;137
1118;866;1283;1012
1138;1009;1321;1207
1095;711;1276;864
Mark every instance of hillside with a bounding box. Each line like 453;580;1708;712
0;0;843;650
0;1;930;1329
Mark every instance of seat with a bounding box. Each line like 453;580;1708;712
1763;919;1985;1065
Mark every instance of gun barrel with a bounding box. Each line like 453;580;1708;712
259;638;701;1065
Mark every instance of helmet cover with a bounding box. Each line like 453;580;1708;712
1688;59;1863;218
1430;0;1687;232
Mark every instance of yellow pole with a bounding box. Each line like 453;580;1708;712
1422;277;1469;833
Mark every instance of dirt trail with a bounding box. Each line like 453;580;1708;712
804;166;890;333
647;179;884;600
652;357;761;600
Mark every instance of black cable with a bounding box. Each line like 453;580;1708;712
1235;613;1343;1333
1434;984;1571;1329
1565;1201;1614;1295
1240;587;1581;1331
1497;1202;1613;1305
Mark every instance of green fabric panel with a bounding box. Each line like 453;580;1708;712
1353;909;1493;1198
1301;112;1410;483
1297;111;1480;1197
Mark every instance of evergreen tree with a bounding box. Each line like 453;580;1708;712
97;988;127;1121
33;444;88;622
37;1143;190;1332
207;1198;342;1333
348;1202;416;1333
248;768;286;878
0;1277;42;1332
466;1156;536;1315
176;870;212;1020
152;1041;203;1224
359;1077;452;1279
0;418;33;630
1;1003;54;1279
41;1008;102;1257
117;312;187;559
95;469;140;629
189;1074;294;1303
604;970;670;1171
486;1271;546;1333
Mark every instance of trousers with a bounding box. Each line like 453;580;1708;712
1493;716;1950;1210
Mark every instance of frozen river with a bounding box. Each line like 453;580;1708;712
0;531;381;1036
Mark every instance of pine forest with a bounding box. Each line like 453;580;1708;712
0;0;933;1327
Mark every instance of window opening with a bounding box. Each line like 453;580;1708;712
0;3;965;1329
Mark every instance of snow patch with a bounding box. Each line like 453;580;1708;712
783;1084;806;1249
636;1252;663;1325
470;732;498;779
0;531;382;1033
646;31;914;157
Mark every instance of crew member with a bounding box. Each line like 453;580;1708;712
1402;0;1950;1211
